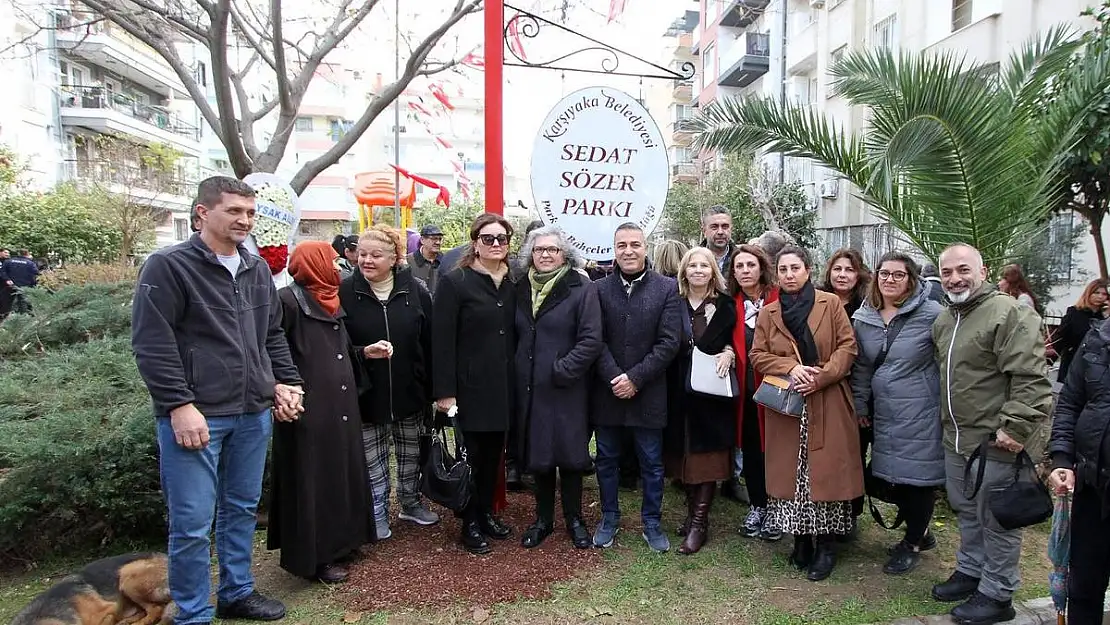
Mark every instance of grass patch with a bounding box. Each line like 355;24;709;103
0;481;1055;625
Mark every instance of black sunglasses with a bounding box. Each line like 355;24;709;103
478;234;510;246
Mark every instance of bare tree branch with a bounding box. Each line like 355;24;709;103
0;12;107;58
227;0;276;72
290;0;482;192
118;0;210;43
205;0;253;174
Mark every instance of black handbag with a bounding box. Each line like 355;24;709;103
864;463;904;529
964;437;1053;530
419;425;472;512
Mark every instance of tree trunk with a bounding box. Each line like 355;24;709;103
1091;210;1108;280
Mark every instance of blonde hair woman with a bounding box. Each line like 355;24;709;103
653;240;690;279
338;224;438;541
663;247;738;555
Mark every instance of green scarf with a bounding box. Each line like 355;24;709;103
529;265;568;315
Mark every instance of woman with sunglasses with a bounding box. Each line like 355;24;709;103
850;252;944;575
432;213;518;555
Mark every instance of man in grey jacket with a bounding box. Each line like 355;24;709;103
132;176;305;624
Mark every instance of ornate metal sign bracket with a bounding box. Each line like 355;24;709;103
503;4;695;81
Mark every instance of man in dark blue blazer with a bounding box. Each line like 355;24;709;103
590;222;682;552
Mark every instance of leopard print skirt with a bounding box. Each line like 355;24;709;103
767;409;853;536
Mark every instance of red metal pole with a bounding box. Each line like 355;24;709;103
484;0;504;216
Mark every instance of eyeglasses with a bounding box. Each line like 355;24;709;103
878;270;909;282
532;246;562;257
478;234;510;246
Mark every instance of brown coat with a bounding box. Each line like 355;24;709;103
750;289;864;502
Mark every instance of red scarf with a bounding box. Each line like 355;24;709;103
733;286;780;451
288;241;341;315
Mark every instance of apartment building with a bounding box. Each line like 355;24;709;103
694;0;1104;306
646;7;701;186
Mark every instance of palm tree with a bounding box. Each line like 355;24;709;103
691;26;1105;268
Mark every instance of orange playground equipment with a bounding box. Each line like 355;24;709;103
353;170;416;232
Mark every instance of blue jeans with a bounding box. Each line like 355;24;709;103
595;426;664;529
157;411;272;624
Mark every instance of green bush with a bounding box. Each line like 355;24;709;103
0;283;165;564
0;335;164;562
0;282;133;356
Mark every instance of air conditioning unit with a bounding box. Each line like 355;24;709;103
810;0;826;8
819;179;839;199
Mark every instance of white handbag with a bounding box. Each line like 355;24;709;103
687;347;739;398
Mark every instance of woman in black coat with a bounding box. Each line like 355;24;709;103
432;212;517;555
339;225;438;541
269;241;371;584
1054;279;1108;382
513;226;603;549
663;247;738;556
1048;317;1110;625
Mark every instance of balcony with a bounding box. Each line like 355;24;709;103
719;32;770;88
720;0;771;29
671;118;697;144
672;162;698;179
673;78;694;102
59;86;202;156
787;14;819;74
62;159;196;210
55;20;186;97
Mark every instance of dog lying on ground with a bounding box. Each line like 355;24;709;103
11;552;173;625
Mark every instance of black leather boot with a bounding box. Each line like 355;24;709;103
566;517;591;549
932;570;981;603
950;591;1016;625
461;520;491;555
480;512;512;539
790;534;814;570
521;519;553;548
806;535;837;581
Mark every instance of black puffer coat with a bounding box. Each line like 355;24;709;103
1050;319;1110;501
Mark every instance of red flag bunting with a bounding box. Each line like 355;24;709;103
607;0;628;23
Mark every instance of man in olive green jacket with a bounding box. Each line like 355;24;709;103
930;244;1052;625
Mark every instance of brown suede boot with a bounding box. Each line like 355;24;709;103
678;483;715;555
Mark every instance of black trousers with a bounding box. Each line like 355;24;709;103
460;430;505;521
533;469;583;524
1068;486;1110;625
898;484;936;545
740;396;768;508
851;426;874;519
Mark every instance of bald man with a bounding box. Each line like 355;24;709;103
929;243;1052;625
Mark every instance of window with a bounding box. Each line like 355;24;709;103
294;116;314;132
952;0;973;31
673;147;692;163
702;43;717;88
828;45;847;91
674;104;693;120
173;218;189;241
873;14;898;50
807;76;818;105
194;61;207;87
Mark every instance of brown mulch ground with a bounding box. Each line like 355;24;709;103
339;490;605;612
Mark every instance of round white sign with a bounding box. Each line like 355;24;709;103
530;87;669;261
